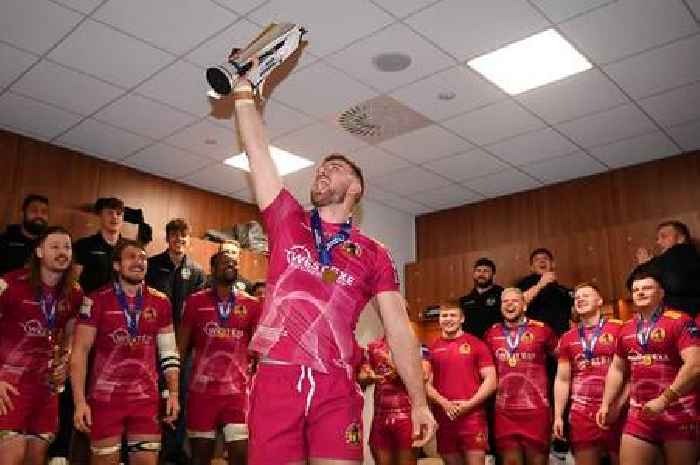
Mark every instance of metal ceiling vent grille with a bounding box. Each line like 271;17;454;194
336;96;432;144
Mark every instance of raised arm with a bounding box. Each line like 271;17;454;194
231;78;283;210
376;291;436;446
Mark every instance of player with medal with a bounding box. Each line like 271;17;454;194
227;43;435;465
554;283;626;465
70;240;180;465
425;305;497;465
485;288;557;465
0;226;83;465
598;268;699;465
178;250;260;465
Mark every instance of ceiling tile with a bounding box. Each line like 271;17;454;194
556;104;658;148
364;185;431;214
164;118;241;160
639;81;700;128
55;118;152;161
372;166;450;195
0;43;37;89
48;20;174;88
11;59;123;116
282;167;315;193
589;131;678;168
390;65;506;122
185;18;261;69
0;92;83;140
229;187;256;204
94;0;238;55
268;61;377;119
462;168;541;197
411;184;482;210
0;0;83;54
486;127;579;165
517;69;628;124
371;0;439;18
327;23;454;92
520;152;606;184
123;143;211;179
261;99;314;139
379;124;474;164
529;0;615;23
249;0;394;57
406;0;548;61
667;118;700;152
348;145;412;179
136;60;212;116
51;0;102;14
422;149;508;182
688;0;700;16
94;94;198;139
604;35;700;99
443;100;545;145
559;0;698;65
181;163;251;194
272;122;367;162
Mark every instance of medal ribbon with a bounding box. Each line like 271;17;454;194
213;287;236;325
310;209;352;268
636;305;662;354
502;318;528;357
39;288;58;332
578;317;605;362
114;282;144;338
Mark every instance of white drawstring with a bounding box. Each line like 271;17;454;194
295;366;316;416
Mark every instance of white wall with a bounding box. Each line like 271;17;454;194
353;199;416;465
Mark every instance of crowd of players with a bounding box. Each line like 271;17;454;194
0;60;699;465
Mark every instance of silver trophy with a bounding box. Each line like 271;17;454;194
206;22;306;97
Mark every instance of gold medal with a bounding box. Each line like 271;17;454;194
322;268;338;284
642;354;653;366
508;355;518;367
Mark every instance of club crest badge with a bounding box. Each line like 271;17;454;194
459;342;471;354
344;422;362;446
143;306;157;321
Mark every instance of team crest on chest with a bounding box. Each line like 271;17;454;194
521;331;535;343
344;422;362;446
459;342;471;354
650;327;665;342
599;333;615;345
343;242;361;257
486;296;497;307
143;306;157;321
233;305;247;317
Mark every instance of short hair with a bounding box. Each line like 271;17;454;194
322;153;365;200
574;282;602;296
165;218;190;237
657;220;691;241
210;250;236;272
501;287;524;300
94;197;124;214
529;247;553;263
626;265;664;292
22;194;49;212
30;225;74;295
112;239;145;263
474;257;496;273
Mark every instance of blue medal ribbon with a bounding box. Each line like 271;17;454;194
636;306;662;353
39;288;58;332
114;282;144;338
578;317;605;362
213;287;236;325
310;209;352;268
502;317;528;357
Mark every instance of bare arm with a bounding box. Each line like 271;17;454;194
669;346;700;396
70;324;96;407
231;78;283;210
465;365;497;409
376;291;436;445
597;354;627;427
553;359;571;422
176;324;192;360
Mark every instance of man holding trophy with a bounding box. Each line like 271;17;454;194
220;23;436;465
0;226;84;465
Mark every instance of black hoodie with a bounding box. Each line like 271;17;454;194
0;224;35;275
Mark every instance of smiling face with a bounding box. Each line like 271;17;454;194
631;277;664;311
37;232;72;273
501;289;526;323
213;251;238;285
530;252;553;274
656;225;684;254
99;208;124;234
438;306;464;338
114;245;147;285
310;157;362;208
167;229;190;256
574;285;602;319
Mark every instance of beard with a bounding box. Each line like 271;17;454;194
217;268;238;285
121;274;144;285
45;256;70;273
24;218;48;236
475;277;493;289
310;186;347;208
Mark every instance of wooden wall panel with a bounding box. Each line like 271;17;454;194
410;152;700;321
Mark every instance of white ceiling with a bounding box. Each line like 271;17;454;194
1;0;699;215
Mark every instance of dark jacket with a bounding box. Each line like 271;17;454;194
0;224;35;275
517;273;573;335
459;284;504;339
